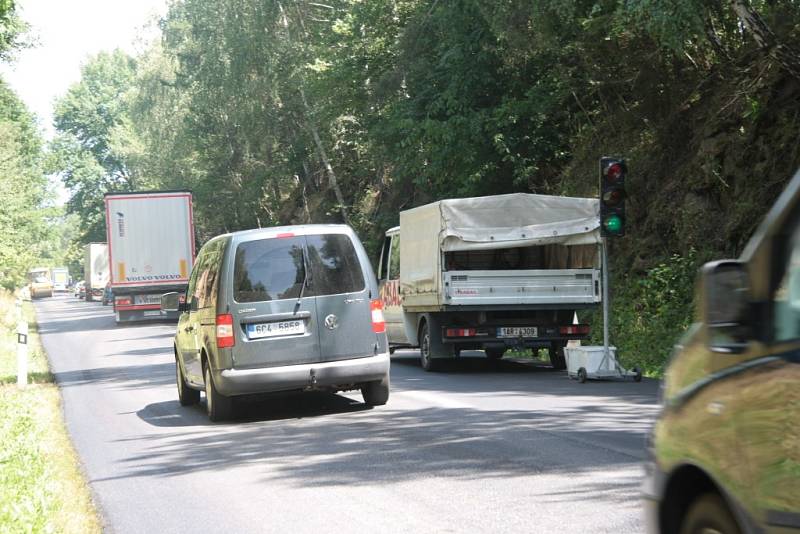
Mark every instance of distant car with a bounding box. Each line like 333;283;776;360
161;225;390;421
74;281;85;299
102;283;113;306
644;168;800;533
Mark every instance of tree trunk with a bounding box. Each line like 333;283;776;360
300;87;351;226
730;0;800;80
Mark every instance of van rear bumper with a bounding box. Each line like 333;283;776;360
215;352;390;397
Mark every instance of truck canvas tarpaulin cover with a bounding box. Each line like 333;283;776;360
399;193;601;308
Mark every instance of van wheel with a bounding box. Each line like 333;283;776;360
204;364;233;422
176;356;200;406
549;342;567;370
680;493;741;534
419;322;439;372
485;348;505;360
362;377;390;406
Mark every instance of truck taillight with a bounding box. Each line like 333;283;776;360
559;325;590;335
370;300;385;333
445;328;476;337
216;314;235;348
115;297;131;306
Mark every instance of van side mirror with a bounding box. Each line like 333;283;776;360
161;292;189;313
703;260;751;352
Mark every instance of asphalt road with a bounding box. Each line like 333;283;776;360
36;294;660;533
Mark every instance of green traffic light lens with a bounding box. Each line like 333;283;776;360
604;214;623;234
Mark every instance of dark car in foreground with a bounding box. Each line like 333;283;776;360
162;224;391;421
644;169;800;534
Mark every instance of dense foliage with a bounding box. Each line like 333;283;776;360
51;0;800;373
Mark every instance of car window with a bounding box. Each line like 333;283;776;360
389;235;400;280
773;220;800;342
306;234;365;296
234;237;306;303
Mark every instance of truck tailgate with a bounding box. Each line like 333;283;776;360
444;269;600;306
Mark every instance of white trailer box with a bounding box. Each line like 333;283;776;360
84;243;109;301
105;191;195;323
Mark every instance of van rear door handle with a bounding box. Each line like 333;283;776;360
345;298;364;304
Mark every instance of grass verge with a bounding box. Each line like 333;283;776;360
0;289;101;533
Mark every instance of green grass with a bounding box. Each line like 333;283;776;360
0;290;101;534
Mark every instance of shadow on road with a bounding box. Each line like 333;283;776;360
53;362;175;390
136;391;371;428
390;351;658;405
99;394;652;492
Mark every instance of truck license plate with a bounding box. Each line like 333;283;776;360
247;320;305;339
497;327;538;338
143;310;162;317
135;294;163;305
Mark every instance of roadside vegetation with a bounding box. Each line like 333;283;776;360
0;290;101;534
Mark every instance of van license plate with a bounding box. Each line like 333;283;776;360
497;327;537;338
247;320;305;339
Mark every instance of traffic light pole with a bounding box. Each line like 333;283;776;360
601;237;610;357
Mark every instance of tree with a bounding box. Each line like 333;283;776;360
0;79;52;289
51;50;138;243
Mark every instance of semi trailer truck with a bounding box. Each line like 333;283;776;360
105;191;194;323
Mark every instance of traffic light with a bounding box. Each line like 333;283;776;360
599;157;627;237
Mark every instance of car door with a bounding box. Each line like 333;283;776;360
307;232;377;363
379;232;405;343
196;238;225;371
230;234;320;369
732;218;800;532
180;249;207;383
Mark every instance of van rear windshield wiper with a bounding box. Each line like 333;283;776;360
295;245;312;310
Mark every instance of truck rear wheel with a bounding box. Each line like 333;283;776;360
419;322;439;372
485;347;505;360
549;342;567;370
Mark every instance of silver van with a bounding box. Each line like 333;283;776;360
162;225;390;421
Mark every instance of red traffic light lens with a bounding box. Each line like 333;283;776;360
605;162;624;183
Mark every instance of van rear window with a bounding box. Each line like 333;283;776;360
234;237;306;303
233;234;365;303
306;234;365;296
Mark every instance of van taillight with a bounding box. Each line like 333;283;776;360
216;314;235;348
370;299;386;334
